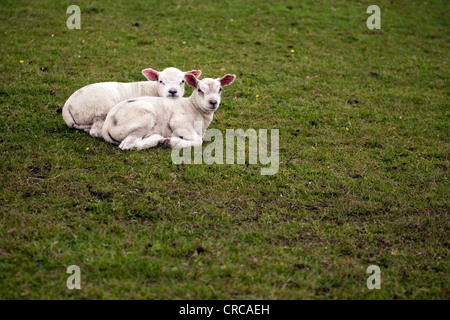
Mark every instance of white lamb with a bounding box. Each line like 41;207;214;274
102;73;236;150
62;67;202;137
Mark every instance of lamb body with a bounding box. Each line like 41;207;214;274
102;73;236;150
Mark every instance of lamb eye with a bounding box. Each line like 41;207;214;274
159;81;164;84
198;89;203;93
219;88;222;93
181;80;185;83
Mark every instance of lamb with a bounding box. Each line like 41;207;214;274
102;73;236;150
62;67;202;138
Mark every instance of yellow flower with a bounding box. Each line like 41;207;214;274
290;49;295;53
20;60;24;64
64;87;68;90
255;94;259;98
86;147;89;151
220;67;226;71
346;127;349;131
82;40;85;43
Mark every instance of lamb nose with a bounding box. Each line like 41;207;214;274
169;89;177;95
210;100;217;106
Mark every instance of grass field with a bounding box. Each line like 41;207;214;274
0;0;448;299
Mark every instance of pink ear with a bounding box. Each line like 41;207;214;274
142;68;159;81
219;74;236;87
185;73;199;88
187;70;202;78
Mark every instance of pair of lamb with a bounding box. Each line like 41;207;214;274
62;67;236;150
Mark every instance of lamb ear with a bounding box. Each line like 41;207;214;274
186;70;202;78
142;68;159;81
219;74;236;87
185;72;199;88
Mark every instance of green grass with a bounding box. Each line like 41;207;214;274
0;0;449;299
